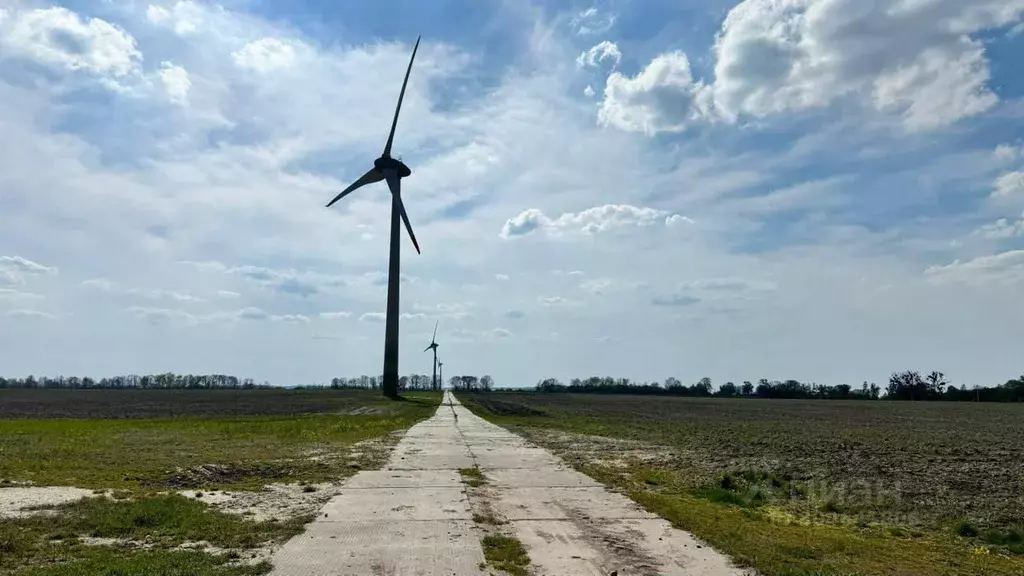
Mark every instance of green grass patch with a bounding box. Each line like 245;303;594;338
0;494;305;575
0;392;439;490
480;535;530;576
458;467;487;488
471;513;507;526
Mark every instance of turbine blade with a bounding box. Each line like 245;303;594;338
424;344;432;352
326;168;383;207
383;170;421;254
383;35;421;158
397;197;420;255
431;320;438;343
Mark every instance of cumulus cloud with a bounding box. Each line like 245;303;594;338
319;311;352;319
665;214;694;227
992;171;1024;199
577;40;621;68
233;37;301;73
501;205;686;238
972;213;1024;239
924;250;1024;286
225;265;330;297
994;144;1023;161
359;312;386;323
598;51;708;134
158;61;191;104
0;7;142;82
599;0;1022;134
144;2;199;35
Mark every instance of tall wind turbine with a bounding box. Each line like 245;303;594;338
325;36;422;399
424;321;439;391
438;359;444;391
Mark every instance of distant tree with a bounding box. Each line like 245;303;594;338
693;377;712;397
480;375;494;392
741;381;754;396
717;382;738;397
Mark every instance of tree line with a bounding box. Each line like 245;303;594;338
0;372;472;392
526;371;1024;402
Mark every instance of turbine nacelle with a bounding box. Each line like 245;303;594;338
375;156;412;179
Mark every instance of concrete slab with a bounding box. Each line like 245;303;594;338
344;469;463;489
269;520;485;576
486;467;603;488
319;486;470;521
268;391;743;576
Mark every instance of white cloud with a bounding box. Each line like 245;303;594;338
992;171;1024;199
539;296;582;307
598;51;708;134
6;309;57;320
319;311;352;319
501;205;684;238
577;40;621;68
233;37;301;73
583;84;595;98
706;0;1018;130
216;290;241;298
994;144;1023;161
145;2;199;35
0;288;44;301
580;278;612;295
82;279;202;302
159;61;191;104
972;214;1024;239
0;270;23;286
495;274;509;281
359;312;386;323
665;214;694;227
0;7;141;80
924;250;1024;286
0;256;58;275
571;7;617;35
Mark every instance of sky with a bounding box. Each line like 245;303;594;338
1;0;1023;389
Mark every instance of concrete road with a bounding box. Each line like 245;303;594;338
270;391;743;576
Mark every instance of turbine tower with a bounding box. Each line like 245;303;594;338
438;359;444;391
326;36;422;399
424;321;439;391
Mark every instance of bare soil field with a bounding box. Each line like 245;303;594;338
461;392;1024;576
0;388;396;419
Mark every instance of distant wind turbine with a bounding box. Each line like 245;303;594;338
325;36;422;399
424;321;439;391
438;359;444;391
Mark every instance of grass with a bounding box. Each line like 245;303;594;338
0;390;441;575
458;467;487;488
460;392;1024;576
0;391;440;489
0;494;302;575
472;513;507;526
480;535;530;576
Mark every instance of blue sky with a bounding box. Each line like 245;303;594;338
1;0;1023;389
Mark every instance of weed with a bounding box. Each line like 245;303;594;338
481;535;530;576
459;467;487;488
472;513;507;526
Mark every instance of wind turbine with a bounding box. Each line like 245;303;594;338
438;359;444;391
424;321;439;391
325;36;422;399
